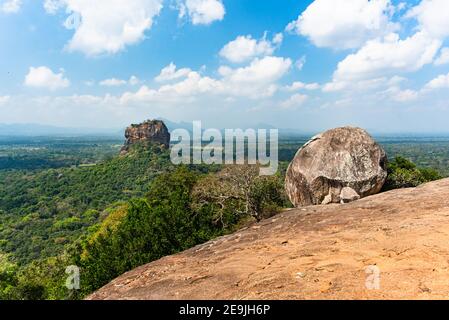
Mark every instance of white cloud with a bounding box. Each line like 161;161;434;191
219;34;281;63
406;0;449;39
388;75;407;86
179;0;225;25
99;78;128;87
321;0;449;96
286;0;396;49
285;81;319;91
155;63;192;82
1;0;21;13
323;77;389;92
24;66;70;90
98;75;140;86
295;56;306;71
324;32;441;91
121;72;222;104
47;0;164;56
396;2;407;12
322;81;347;92
273;33;283;45
124;56;292;103
129;75;140;86
390;88;419;102
0;96;10;105
218;56;291;87
323;75;416;103
425;72;449;90
43;0;64;14
336;32;441;80
435;48;449;66
0;94;134;128
217;59;292;99
280;93;308;109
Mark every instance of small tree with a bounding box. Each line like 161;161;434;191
383;156;442;191
192;165;286;227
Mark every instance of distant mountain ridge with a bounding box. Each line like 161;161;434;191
0;123;122;137
4;121;447;138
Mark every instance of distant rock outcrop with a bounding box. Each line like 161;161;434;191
285;127;387;207
120;120;170;155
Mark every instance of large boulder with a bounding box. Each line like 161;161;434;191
285;127;387;207
120;120;170;155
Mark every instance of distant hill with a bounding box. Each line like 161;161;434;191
157;118;196;133
157;118;315;138
0;123;122;137
3;122;449;139
0;121;316;139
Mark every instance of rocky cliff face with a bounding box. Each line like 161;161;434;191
120;120;170;155
89;178;449;300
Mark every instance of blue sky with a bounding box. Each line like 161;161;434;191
1;0;449;133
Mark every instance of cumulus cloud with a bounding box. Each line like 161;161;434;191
324;32;441;91
294;56;306;71
406;0;449;39
389;88;419;102
178;0;225;25
1;0;21;13
99;78;128;87
323;77;385;93
129;75;140;86
280;93;308;109
98;76;140;86
123;56;292;104
435;48;449;66
284;81;319;91
319;0;449;97
425;72;449;90
43;0;65;14
0;94;135;128
336;32;440;79
221;56;291;96
218;56;291;84
273;33;283;45
286;0;396;49
122;72;221;104
45;0;164;56
155;63;192;82
24;66;70;90
219;34;282;63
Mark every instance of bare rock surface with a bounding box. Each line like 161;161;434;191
120;120;170;155
89;178;449;300
285;127;387;207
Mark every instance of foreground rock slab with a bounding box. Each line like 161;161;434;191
88;179;449;300
285;127;387;207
